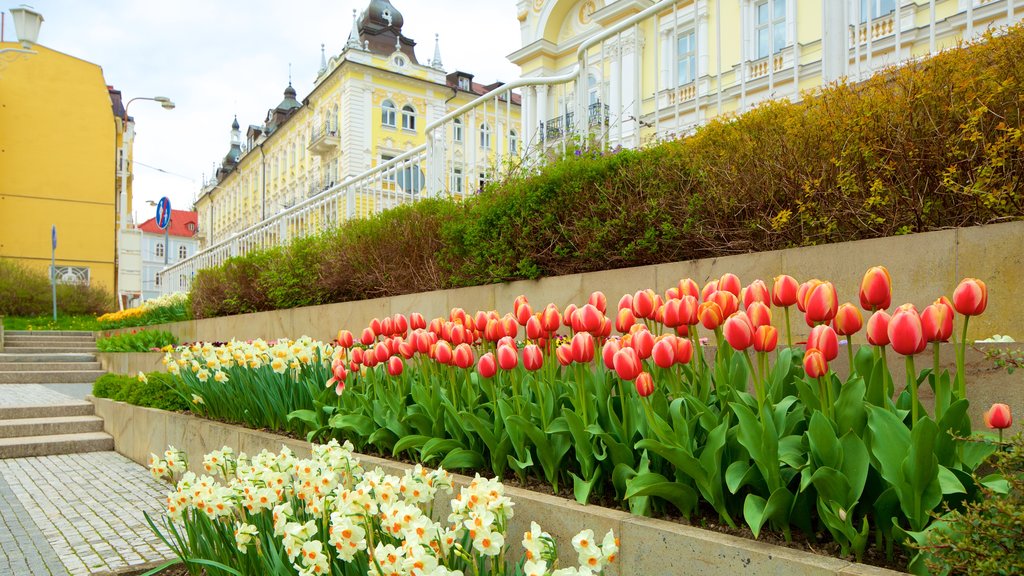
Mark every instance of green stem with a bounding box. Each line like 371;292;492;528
743;350;762;410
818;376;829;419
906;355;918;429
847;333;856;379
784;306;793;349
956;316;970;401
932;342;944;422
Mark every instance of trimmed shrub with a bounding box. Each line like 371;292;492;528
0;259;114;316
92;372;189;412
96;330;177;352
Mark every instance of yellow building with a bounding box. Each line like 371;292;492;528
510;0;1023;148
0;32;127;293
195;0;523;249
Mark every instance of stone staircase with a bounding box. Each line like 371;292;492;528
0;331;113;458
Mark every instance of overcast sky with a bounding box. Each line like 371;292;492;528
5;1;522;224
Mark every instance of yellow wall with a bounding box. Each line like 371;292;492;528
0;43;117;290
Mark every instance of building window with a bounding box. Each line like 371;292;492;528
401;105;416;131
587;74;600;105
178;245;187;260
860;0;895;21
677;30;696;85
755;0;787;59
179;275;186;289
452;167;463;193
509;130;519;155
381;154;396;182
381;100;397;127
478;172;490;192
458;77;471;91
453;118;463;143
479;123;491;149
155;242;165;259
155;272;162;287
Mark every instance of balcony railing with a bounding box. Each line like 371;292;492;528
542;102;611;140
308;122;340;156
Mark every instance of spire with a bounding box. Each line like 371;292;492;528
318;43;328;75
395;34;401;52
346;9;362;50
431;33;444;70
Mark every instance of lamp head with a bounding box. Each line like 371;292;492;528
10;5;43;48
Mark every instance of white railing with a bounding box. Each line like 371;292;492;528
161;0;1022;294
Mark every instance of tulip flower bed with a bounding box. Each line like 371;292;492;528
164;268;1011;570
145;440;618;576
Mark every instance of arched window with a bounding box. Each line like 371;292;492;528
178;245;187;260
155;242;164;258
401;105;416;131
381;100;397;127
453;118;463;143
588;74;599;105
154;272;162;287
479;123;491;149
509;130;519;155
331;104;339;133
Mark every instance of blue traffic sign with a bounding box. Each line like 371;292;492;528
155;197;171;229
51;225;56;250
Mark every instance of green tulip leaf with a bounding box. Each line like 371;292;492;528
980;473;1010;494
624;472;699;517
808;411;842;469
866;404;911;487
328;413;376;437
936;465;966;495
570;469;601;505
439;448;485;470
833;376;866;436
838;432;869;502
392;434;431;457
726;460;757;494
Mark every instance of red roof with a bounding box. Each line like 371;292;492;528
137;209;198;238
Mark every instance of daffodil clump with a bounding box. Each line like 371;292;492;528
148;440;618;576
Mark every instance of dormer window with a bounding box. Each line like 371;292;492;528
458;77;470;91
394;55;406;67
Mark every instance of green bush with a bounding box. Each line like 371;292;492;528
91;372;189;412
0;259;114;316
96;330;177;352
191;25;1024;319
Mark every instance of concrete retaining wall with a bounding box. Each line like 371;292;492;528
96;352;165;375
92;397;905;576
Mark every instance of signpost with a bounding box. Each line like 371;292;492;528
50;225;57;321
156;196;171;265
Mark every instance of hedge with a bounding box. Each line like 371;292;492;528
0;259;114;317
92;372;189;412
192;25;1024;319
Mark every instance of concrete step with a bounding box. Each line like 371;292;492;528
0;362;102;372
4;340;96;348
0;353;98;363
5;334;95;342
0;347;98;354
0;403;94;420
0;370;106;384
4;330;94;337
0;415;104;438
0;432;113;458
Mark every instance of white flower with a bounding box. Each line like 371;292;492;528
523;559;548;576
472;528;504;556
234;522;258;553
137;371;148;383
191;394;204;405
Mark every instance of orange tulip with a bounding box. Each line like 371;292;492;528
796;279;821;313
674;337;694;365
718;273;742;297
743;279;770;309
833;303;863;336
887;304;926;355
859;266;892;312
746;301;772;329
952;278;988;316
803;348;828;378
723;312;754;351
698;301;725;330
753;325;778;353
921;300;954;342
635;372;655;397
804;281;838;325
807;324;839;361
984;403;1012;429
664;286;681;301
615;308;636;334
678;278;700;300
772;275;799;308
588;291;608;314
501;315;518;340
701;280;719;303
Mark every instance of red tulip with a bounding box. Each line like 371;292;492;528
513;294;529;316
398;339;416;359
523;344;543;371
633;289;658;320
984;403;1012;429
635;372;655;397
556;344;573;366
602;339;620;370
701;280;719;303
351;347;364;365
434;341;454;365
746;301;772;329
859;266;892;312
804;281;838;325
454;343;475;369
577;304;603;334
562;303;578;327
651;337;676;368
711;290;739;318
501;316;518;340
428;318;444;335
449;307;468;326
952;278;988;316
409;312;426;331
497;336;516;350
674;337;694;365
743;279;770;309
888;304;927;355
599;316;612;338
450;323;470;346
866;311;891;346
617;293;633;312
665;286;681;301
615;308;636;334
360;328;376;346
796;279;821;313
477;352;496;379
631;329;655;360
473;311;489;332
698;301;725;331
807;324;839;361
370;317;383;337
588;291;607;314
718;273;742;297
678;278;700;300
753;325;778;353
526;315;544;341
497;344;518;371
723;312;755;351
392;314;409;336
662;299;684;328
540;303;561;333
374;342;390;364
516;301;534;327
381;317;394;337
336;330;354;348
772;275;799;308
387;356;404;376
921;300;954;343
571;332;595;363
833;303;863;336
803;348;829;379
613;347;643;381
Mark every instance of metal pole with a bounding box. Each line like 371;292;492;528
51;225;57;321
164;218;170;265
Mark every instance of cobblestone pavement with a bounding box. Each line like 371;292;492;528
0;384;90;407
0;451;174;575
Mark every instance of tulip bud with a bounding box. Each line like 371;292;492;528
454;343;475;369
952;278;988;316
512;295;529;316
387;356;404;377
615;308;636;334
433;341;454;365
360;327;376;346
351;347;364;365
678;278;700;300
428;317;444;335
803;348;829;379
526;315;544;341
711;290;739;318
723;312;755;351
701;280;719;303
602;339;621;370
743;279;771;310
631;328;655;360
804;281;838;325
772;274;799;308
635;372;655;397
516;301;534;327
753;325;778;353
617;293;633;313
540;303;561;333
888;304;927;356
497;335;516;350
398;339;416;359
674;337;694;365
651;337;676;368
571;332;595;364
984;403;1012;429
374;342;390;364
921;300;954;343
392;314;409;336
473;311;490;332
556;343;573;366
632;289;657;320
796;279;821;313
833;303;863;336
381;317;394;337
859;266;892;312
746;301;772;329
497;344;518;371
662;299;685;328
477;352;497;379
578;304;603;334
718;273;742;297
665;287;681;301
613;347;643;381
501;315;518;340
409;312;427;331
336;330;354;348
370;317;383;337
588;291;608;314
698;301;725;331
807;324;839;361
523;344;543;371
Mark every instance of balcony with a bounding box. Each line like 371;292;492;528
541;102;611;141
307;122;339;156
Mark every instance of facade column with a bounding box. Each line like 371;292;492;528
821;0;848;84
608;42;622;145
536;85;549;150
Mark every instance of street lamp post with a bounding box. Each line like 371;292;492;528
1;5;43;55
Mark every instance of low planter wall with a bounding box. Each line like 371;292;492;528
96;352;165;375
92;396;904;575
